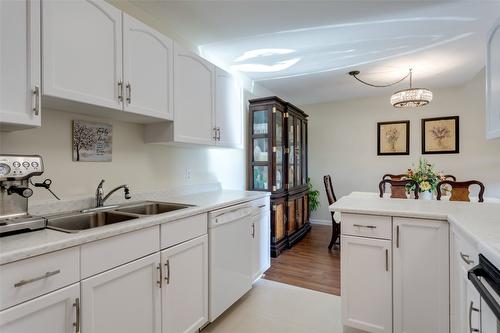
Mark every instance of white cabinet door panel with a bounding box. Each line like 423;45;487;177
393;217;449;333
0;0;40;130
42;0;122;110
341;235;392;333
161;235;208;333
0;283;79;333
251;210;270;282
487;18;500;139
123;13;173;120
173;43;215;145
215;67;242;148
81;253;161;333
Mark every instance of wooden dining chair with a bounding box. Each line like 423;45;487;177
436;180;485;202
382;174;407;180
379;179;420;199
323;175;340;250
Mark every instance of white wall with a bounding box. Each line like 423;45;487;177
303;70;500;222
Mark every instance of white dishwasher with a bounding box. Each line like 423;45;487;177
209;203;253;322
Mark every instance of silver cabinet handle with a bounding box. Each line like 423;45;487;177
165;259;170;284
217;127;221;141
117;80;123;103
396;225;400;248
14;269;61;287
469;301;480;333
385;249;389;271
353;224;377;229
73;298;80;333
258;204;266;208
213;127;217;141
126;82;131;104
156;264;162;288
460;252;475;265
32;85;40;115
251;223;255;238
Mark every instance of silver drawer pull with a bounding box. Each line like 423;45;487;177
460;252;475;265
353;224;377;229
14;269;61;288
258;204;266;208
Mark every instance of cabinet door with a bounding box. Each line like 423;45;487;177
341;235;392;333
215;67;242;148
161;235;208;333
173;43;215;145
0;283;79;333
272;200;286;243
251;210;271;282
81;253;161;333
123;13;173;120
42;0;122;110
0;0;40;130
287;115;295;189
393;217;449;333
486;17;500;139
287;199;296;235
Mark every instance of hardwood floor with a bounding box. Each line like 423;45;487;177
263;224;341;296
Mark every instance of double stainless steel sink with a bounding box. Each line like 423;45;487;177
46;201;193;233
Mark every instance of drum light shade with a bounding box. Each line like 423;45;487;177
390;88;433;108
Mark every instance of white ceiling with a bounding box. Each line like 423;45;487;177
131;0;500;105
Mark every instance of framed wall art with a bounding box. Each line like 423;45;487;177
377;120;410;156
72;120;113;162
421;116;459;154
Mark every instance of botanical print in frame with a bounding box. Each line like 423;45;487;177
377;120;410;155
72;120;112;162
421;116;459;154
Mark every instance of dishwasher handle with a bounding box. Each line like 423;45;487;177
211;207;252;226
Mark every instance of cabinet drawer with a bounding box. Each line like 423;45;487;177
81;226;159;278
342;213;392;240
161;213;207;249
0;247;79;310
251;197;270;216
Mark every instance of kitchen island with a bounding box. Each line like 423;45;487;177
330;192;500;333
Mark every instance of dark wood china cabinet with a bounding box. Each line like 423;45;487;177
248;96;310;257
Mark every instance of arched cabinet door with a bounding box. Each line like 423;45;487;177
486;17;500;139
123;14;173;120
173;43;215;145
42;0;123;110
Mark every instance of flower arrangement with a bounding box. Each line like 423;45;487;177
405;158;446;194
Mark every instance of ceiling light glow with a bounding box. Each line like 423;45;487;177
231;58;301;73
235;48;295;62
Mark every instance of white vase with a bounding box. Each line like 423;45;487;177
420;191;433;200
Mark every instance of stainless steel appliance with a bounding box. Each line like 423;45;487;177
0;154;46;234
469;254;500;333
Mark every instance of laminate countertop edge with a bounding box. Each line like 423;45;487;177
0;190;270;265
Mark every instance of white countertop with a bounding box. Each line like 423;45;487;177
0;190;269;265
330;192;500;268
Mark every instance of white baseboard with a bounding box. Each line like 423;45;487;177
309;219;332;226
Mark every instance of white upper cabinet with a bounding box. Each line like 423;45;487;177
0;0;41;131
486;17;500;139
215;67;243;148
392;217;449;333
172;43;215;145
123;13;173;120
42;0;123;110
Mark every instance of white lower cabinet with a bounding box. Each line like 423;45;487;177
393;217;449;333
161;234;208;333
251;208;271;282
0;283;79;333
341;235;392;333
81;253;161;333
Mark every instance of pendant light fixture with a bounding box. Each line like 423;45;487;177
348;69;433;108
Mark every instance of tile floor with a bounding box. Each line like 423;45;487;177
202;279;362;333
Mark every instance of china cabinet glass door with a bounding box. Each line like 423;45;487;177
274;109;284;192
287;115;295;189
252;109;270;190
296;118;302;187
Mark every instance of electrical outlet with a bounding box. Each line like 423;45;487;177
185;168;191;180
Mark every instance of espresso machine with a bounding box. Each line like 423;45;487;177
0;154;46;234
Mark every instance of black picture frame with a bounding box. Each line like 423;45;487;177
377;120;410;156
421;116;459;154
